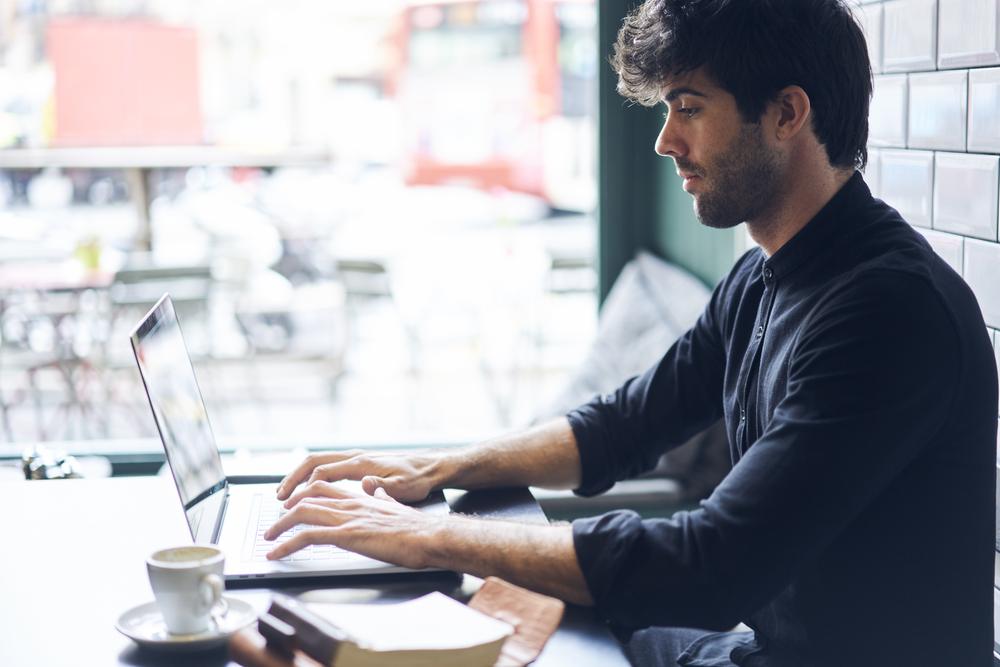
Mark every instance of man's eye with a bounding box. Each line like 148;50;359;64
663;108;699;119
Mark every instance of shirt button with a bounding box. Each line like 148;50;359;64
739;407;746;422
763;267;774;281
756;325;764;339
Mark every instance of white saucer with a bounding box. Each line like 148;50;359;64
115;597;257;652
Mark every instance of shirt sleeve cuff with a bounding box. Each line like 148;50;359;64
572;510;644;616
567;403;617;497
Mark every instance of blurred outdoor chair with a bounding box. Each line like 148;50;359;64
335;258;393;300
545;254;597;294
0;273;113;442
106;254;213;363
234;277;347;359
230;277;348;406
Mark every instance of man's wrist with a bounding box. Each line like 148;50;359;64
415;514;462;570
424;449;463;490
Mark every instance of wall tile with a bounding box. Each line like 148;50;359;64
883;0;938;72
933;153;999;241
964;239;1000;329
969;68;1000;153
856;3;884;73
994;329;1000;416
995;571;1000;617
996;418;1000;466
908;71;968;151
914;227;964;273
938;0;1000;68
865;148;882;198
879;149;934;227
870;75;908;147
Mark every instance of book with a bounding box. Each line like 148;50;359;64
230;578;564;667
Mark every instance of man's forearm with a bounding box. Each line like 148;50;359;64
424;515;594;606
430;417;582;492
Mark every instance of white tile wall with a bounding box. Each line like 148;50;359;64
862;0;1000;645
879;149;934;226
915;227;965;272
932;152;999;241
964;239;1000;329
883;0;938;72
993;329;1000;415
865;148;883;197
937;0;1000;68
969;68;1000;153
870;75;909;146
857;3;885;73
995;588;1000;641
908;70;967;150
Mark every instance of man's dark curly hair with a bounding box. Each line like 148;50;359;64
611;0;872;170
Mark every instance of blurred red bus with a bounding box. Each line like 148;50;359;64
388;0;595;211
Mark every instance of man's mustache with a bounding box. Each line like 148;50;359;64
674;160;703;176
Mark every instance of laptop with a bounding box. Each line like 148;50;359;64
130;293;451;581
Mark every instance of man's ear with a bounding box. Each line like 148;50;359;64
770;85;812;141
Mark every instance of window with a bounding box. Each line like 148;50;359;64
0;0;597;457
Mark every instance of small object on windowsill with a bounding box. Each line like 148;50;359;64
21;446;83;480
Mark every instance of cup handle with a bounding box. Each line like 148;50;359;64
199;573;224;613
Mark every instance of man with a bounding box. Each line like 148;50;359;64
264;1;998;665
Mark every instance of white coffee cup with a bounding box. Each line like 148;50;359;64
146;545;225;635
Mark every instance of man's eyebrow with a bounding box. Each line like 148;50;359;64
663;87;709;103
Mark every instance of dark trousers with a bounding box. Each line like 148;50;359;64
624;627;754;667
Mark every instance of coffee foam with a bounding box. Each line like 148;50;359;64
150;546;221;564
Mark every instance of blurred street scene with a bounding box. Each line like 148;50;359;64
0;0;598;453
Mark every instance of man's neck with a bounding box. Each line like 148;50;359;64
746;165;855;257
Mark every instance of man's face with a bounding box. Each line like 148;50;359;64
655;69;783;229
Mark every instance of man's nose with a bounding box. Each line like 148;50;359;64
654;117;686;158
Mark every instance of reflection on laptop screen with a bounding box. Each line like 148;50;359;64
131;295;226;539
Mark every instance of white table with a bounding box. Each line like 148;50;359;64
0;475;628;666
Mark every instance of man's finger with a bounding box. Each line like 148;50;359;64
284;480;357;509
266;529;329;561
266;497;364;539
361;475;385;495
305;459;372;487
372;486;402;505
264;503;326;541
276;452;354;500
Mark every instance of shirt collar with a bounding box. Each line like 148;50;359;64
759;170;871;284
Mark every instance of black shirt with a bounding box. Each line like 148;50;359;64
568;172;998;667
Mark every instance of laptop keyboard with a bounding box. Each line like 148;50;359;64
245;494;351;562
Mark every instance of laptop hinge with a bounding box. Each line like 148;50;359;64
211;483;230;545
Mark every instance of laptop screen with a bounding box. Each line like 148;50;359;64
130;294;227;542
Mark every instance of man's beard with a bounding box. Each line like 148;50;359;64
679;122;782;229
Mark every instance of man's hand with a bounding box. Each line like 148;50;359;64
275;450;445;504
264;482;593;606
276;419;581;506
264;483;440;568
